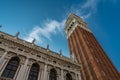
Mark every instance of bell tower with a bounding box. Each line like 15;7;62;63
65;13;120;80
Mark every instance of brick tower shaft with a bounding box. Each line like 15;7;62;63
65;13;120;80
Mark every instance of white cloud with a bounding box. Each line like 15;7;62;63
23;0;117;45
23;0;99;45
70;0;99;19
23;19;65;44
70;0;118;19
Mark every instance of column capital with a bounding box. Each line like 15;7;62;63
5;50;8;52
44;62;48;65
25;57;29;60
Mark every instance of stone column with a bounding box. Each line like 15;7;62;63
16;58;29;80
61;69;64;80
0;50;8;65
43;64;47;80
24;65;31;80
37;66;41;80
14;63;23;80
0;59;8;76
78;73;82;80
75;73;77;80
22;58;29;80
40;68;44;80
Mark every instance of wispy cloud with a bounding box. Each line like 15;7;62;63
70;0;99;19
70;0;118;19
23;19;65;44
23;0;99;45
23;0;117;45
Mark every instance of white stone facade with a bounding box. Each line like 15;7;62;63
0;31;81;80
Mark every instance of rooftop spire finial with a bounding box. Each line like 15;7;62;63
60;49;62;56
32;38;36;44
15;32;20;38
47;44;49;49
46;44;50;52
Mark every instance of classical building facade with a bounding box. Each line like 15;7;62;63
0;14;120;80
0;31;81;80
65;14;120;80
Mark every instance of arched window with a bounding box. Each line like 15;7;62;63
1;57;20;79
28;63;39;80
66;73;72;80
49;68;57;80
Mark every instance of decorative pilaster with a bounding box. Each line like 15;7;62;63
40;68;44;80
78;73;82;80
43;63;47;80
37;66;41;80
75;73;78;80
0;50;8;65
22;58;29;80
0;59;8;76
75;73;82;80
16;58;29;80
61;69;64;80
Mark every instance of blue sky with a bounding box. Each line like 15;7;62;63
0;0;120;72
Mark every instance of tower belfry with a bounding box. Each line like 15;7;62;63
65;13;120;80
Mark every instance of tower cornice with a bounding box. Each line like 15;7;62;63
65;13;91;39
